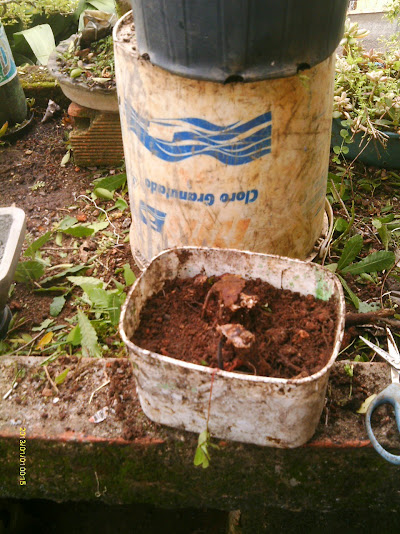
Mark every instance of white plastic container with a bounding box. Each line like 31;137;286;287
113;13;336;268
120;247;345;448
0;207;26;311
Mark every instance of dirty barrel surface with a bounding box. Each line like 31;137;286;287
114;12;336;268
120;247;345;448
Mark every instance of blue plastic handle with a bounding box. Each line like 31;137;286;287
366;383;400;465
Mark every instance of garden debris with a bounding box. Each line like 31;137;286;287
89;379;110;404
80;10;118;48
345;309;396;326
217;323;255;349
44;365;59;395
201;274;258;317
41;100;60;123
58;30;115;90
89;406;109;424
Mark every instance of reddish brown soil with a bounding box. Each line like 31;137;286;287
132;274;338;379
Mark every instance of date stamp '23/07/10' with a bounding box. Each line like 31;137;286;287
19;427;26;486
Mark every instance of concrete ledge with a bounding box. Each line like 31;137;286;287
0;356;399;520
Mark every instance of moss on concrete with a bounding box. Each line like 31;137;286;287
1;432;400;518
18;66;69;109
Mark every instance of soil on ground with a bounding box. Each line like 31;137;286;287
132;274;338;379
0;103;139;339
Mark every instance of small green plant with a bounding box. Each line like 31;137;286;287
2;170;132;359
344;362;354;399
194;370;219;469
333;18;400;160
327;231;395;311
58;33;115;89
0;1;78;26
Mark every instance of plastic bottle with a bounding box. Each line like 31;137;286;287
0;22;27;126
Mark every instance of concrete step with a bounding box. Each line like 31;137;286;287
0;355;399;526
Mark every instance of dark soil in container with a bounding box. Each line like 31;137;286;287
132;274;338;379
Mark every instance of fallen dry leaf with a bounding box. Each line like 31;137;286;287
212;274;246;308
217;323;255;349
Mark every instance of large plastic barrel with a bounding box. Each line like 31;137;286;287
130;0;347;82
114;13;335;268
0;23;27;126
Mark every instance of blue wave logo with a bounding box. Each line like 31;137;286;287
139;201;166;233
125;102;272;165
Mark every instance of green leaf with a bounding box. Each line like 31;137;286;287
32;318;55;332
85;287;110;308
58;216;78;230
335;218;348;233
70;68;83;78
194;446;209;468
54;368;70;385
341;146;349;154
62;226;94;237
194;430;211;468
94;173;127;192
112;278;126;293
66;324;82;346
88;221;109;233
342;251;395;275
333;146;341;155
344;363;354;378
94;188;114;200
123;264;136;286
85;0;116;13
108;293;122;325
114;198;128;211
68;276;104;291
337;234;363;271
34;286;69;294
14;260;45;283
337;274;360;310
50;295;66;317
13;25;55;65
340;129;349;138
376;224;390;251
378;213;395;224
24;231;52;258
77;310;101;358
41;264;87;285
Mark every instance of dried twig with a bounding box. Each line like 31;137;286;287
89;380;110;404
345;309;395;326
380;256;400;308
330;178;350;220
216;337;224;370
4;331;43;357
44;365;59;395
